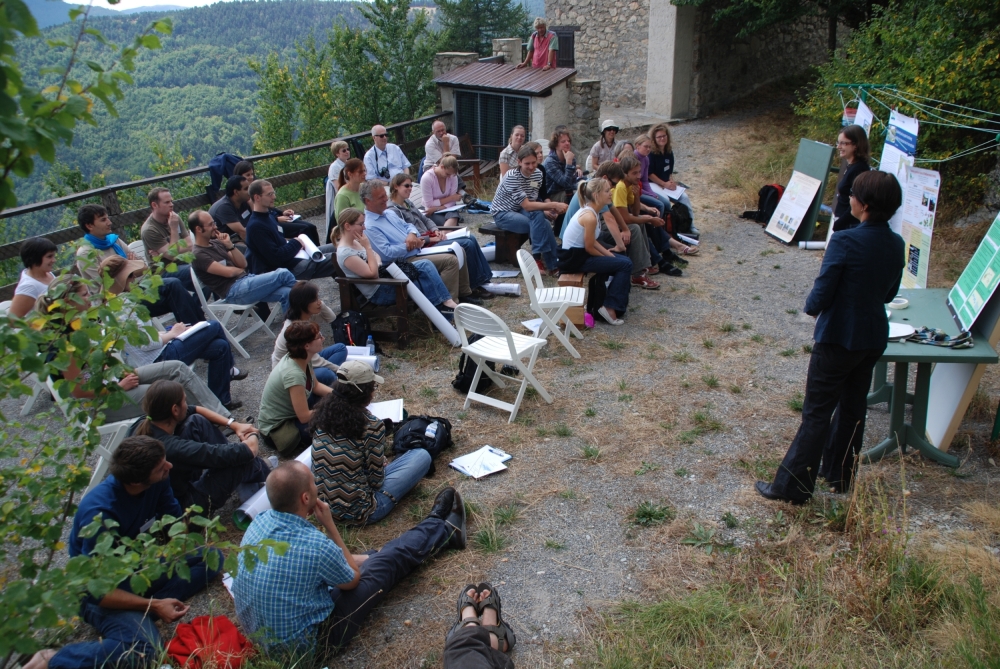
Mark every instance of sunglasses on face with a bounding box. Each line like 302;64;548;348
374;134;388;138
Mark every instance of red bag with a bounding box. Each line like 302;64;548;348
166;615;254;669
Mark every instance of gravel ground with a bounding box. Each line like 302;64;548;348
7;95;1000;668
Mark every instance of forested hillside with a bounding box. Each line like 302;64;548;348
12;0;366;209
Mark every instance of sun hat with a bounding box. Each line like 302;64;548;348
100;255;147;294
600;119;619;133
336;359;385;389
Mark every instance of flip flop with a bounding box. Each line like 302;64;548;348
681;245;699;256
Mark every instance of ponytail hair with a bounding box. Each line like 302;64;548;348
337;158;365;189
332;207;363;244
576;178;609;206
134;380;185;437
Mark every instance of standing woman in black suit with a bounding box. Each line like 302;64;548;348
757;171;905;503
831;124;871;232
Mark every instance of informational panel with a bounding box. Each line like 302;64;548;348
854;100;874;136
879;111;919;235
947;212;1000;331
789;139;836;242
765;171;823;244
899;166;941;289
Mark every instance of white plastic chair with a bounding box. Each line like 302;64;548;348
44;377;135;494
190;267;275;359
126;240;179;331
453;303;552;423
516;249;585;358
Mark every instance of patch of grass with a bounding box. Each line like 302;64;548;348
408;503;425;522
802;344;813;354
584;407;597;417
618;393;633;402
660;420;676;430
473;526;507;553
692;410;723;432
702;374;719;388
635;461;661;476
544;538;565;550
788;392;804;412
703;339;715;349
752;294;761;300
682;522;729;555
719;322;736;333
729;384;742;394
617;378;628;391
674;467;689;478
773;264;781;269
382;361;400;373
558;489;577;499
494;503;520;525
559;357;575;367
632;501;675;527
742;322;753;329
536;427;549;437
581;444;602;462
672;351;694;363
525;386;538;398
554;423;572;437
780;348;797;357
751;333;765;343
658;307;668;314
735;456;780;481
456;411;467;420
785;308;798;315
418;386;438;400
601;338;627;351
760;249;778;256
722;511;739;528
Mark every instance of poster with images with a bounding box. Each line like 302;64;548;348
854;100;875;136
899;166;941;289
879;110;919;234
948;211;1000;330
764;171;823;244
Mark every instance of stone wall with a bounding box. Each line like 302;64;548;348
689;13;834;116
545;0;650;109
492;38;522;65
566;78;602;153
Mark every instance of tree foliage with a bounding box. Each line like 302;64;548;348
436;0;530;56
796;0;1000;208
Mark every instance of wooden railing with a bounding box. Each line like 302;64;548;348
0;111;452;298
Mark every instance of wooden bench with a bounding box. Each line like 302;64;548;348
457;135;503;192
479;225;531;265
557;273;587;327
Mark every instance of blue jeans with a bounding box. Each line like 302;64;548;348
371;260;452;307
314;344;349;386
493;209;560;270
368;448;433;523
163;263;196;292
640;193;670;218
49;551;222;669
580;253;633;313
224;269;297;314
146;276;203;325
453;237;492;289
158;320;234;405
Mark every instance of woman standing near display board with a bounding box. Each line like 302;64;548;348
832;124;871;232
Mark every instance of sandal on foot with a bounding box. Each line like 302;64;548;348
451;585;481;635
681;245;699;256
476;582;516;652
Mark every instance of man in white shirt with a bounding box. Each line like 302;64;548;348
424;121;460;173
363;125;411;180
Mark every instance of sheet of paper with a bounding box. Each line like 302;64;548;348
879;110;919;235
650;183;686;199
854;99;874;136
491;270;520;278
450;445;512;479
368;398;404;423
425;203;466;214
293;234;324;261
445;227;471;239
521;318;543;336
175;320;211;341
764;171;823;244
418;241;465;269
899;166;941;289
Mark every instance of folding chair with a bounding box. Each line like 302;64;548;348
516;249;585;358
190;267;276;359
453;303;551;423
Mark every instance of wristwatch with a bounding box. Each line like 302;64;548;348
226;417;235;428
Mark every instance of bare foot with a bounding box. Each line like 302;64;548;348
478;587;509;651
24;649;56;669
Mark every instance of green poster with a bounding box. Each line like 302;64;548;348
949;211;1000;330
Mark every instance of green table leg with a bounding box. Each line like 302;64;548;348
868;359;915;407
863;361;909;463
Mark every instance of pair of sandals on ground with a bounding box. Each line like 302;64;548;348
453;582;516;653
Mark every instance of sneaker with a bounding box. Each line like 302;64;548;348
646;265;660;276
631;274;660;290
231;367;249;381
535;259;549;276
597;306;625;326
462;193;476;206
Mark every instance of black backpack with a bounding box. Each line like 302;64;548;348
453;334;496;393
392;414;453;475
741;184;785;224
331;310;372;347
586;273;608;317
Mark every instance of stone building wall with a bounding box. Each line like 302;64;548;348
545;0;650;109
689;13;833;116
566;78;602;153
432;52;479;113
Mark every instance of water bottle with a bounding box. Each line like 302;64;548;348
424;421;439;440
366;335;374;356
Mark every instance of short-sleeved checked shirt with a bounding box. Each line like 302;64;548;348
233;509;355;652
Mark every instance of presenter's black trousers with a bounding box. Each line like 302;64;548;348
771;342;884;500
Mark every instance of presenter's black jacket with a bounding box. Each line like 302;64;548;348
805;219;905;351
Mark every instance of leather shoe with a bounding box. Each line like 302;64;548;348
660;264;683;277
755;481;807;505
231;367;249;381
471;286;495;300
429;488;456;521
460;295;484;306
223;400;244;411
445;489;467;550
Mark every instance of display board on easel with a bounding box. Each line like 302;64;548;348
764;139;836;244
926;211;1000;450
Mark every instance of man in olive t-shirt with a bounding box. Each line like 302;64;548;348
141;187;195;291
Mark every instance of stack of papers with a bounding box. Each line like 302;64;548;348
450;445;513;479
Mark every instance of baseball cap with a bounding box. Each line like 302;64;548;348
336;359;385;388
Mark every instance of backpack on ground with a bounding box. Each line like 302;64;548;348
670;200;693;234
392;414;454;475
741;184;785;224
586;273;608;316
331;310;373;347
453;334;496;393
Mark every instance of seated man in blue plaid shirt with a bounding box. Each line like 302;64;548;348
232;461;467;659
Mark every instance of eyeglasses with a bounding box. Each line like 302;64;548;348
400;183;413;188
837;140;854;146
374;134;388;138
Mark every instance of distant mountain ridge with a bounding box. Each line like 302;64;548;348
25;0;186;29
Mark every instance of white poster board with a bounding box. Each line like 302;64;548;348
899;166;941;289
764;171;823;244
879;110;919;235
854;100;874;137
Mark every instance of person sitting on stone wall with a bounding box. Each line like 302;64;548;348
516;17;558;71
